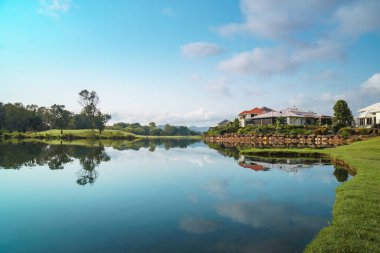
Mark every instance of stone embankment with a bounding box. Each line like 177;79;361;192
204;133;344;147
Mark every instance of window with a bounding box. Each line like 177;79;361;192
367;118;372;125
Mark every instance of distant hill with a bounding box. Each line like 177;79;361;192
189;126;210;133
157;125;209;133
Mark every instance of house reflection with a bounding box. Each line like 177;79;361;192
238;155;331;174
238;157;270;172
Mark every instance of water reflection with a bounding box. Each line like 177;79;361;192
111;138;200;151
0;140;353;253
333;167;349;182
0;139;199;185
76;147;111;185
179;217;221;234
207;142;353;182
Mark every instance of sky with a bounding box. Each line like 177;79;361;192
0;0;380;126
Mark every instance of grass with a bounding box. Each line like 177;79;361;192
241;137;380;253
135;135;201;140
1;129;201;140
24;129;136;139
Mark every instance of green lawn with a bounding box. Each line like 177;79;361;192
4;129;202;140
241;137;380;253
24;129;136;139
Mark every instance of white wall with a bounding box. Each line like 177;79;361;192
287;117;304;126
238;115;246;127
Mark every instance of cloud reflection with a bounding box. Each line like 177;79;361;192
217;200;325;230
203;179;230;199
179;217;221;234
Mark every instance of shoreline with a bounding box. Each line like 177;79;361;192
0;129;202;141
240;137;380;253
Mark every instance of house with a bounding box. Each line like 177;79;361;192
238;107;273;127
249;107;331;126
356;102;380;128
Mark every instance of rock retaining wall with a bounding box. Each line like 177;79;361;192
204;133;344;147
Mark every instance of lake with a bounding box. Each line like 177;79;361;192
0;140;350;253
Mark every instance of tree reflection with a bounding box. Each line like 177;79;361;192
333;166;349;182
0;142;111;186
76;147;110;186
0;139;200;185
111;139;199;151
47;144;74;170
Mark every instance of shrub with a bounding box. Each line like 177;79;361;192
332;122;346;134
338;128;351;139
314;126;329;135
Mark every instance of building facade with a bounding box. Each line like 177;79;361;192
356;102;380;128
238;107;273;127
249;107;331;126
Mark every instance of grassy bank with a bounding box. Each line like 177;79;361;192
1;129;202;140
241;137;380;253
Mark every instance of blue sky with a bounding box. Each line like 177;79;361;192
1;0;380;126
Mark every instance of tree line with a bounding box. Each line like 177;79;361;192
112;122;200;136
0;90;111;134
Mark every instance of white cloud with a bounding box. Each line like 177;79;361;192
110;108;231;127
360;72;380;94
214;0;380;77
287;92;346;115
37;0;72;18
181;42;224;58
214;0;343;39
334;0;380;37
218;48;296;76
292;40;345;63
286;73;380;115
217;40;346;76
215;0;380;40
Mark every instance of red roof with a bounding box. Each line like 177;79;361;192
239;163;266;171
239;107;265;115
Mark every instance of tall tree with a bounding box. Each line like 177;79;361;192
94;111;111;134
333;100;353;127
78;90;99;130
50;104;72;134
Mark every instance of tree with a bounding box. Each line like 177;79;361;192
332;100;353;133
0;102;5;130
78;90;99;130
3;103;30;132
94;111;111;134
50;104;72;134
72;113;91;129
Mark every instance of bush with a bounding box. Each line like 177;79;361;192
314;126;329;135
332;122;346;134
338;128;351;139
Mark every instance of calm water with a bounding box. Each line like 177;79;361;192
0;140;349;253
